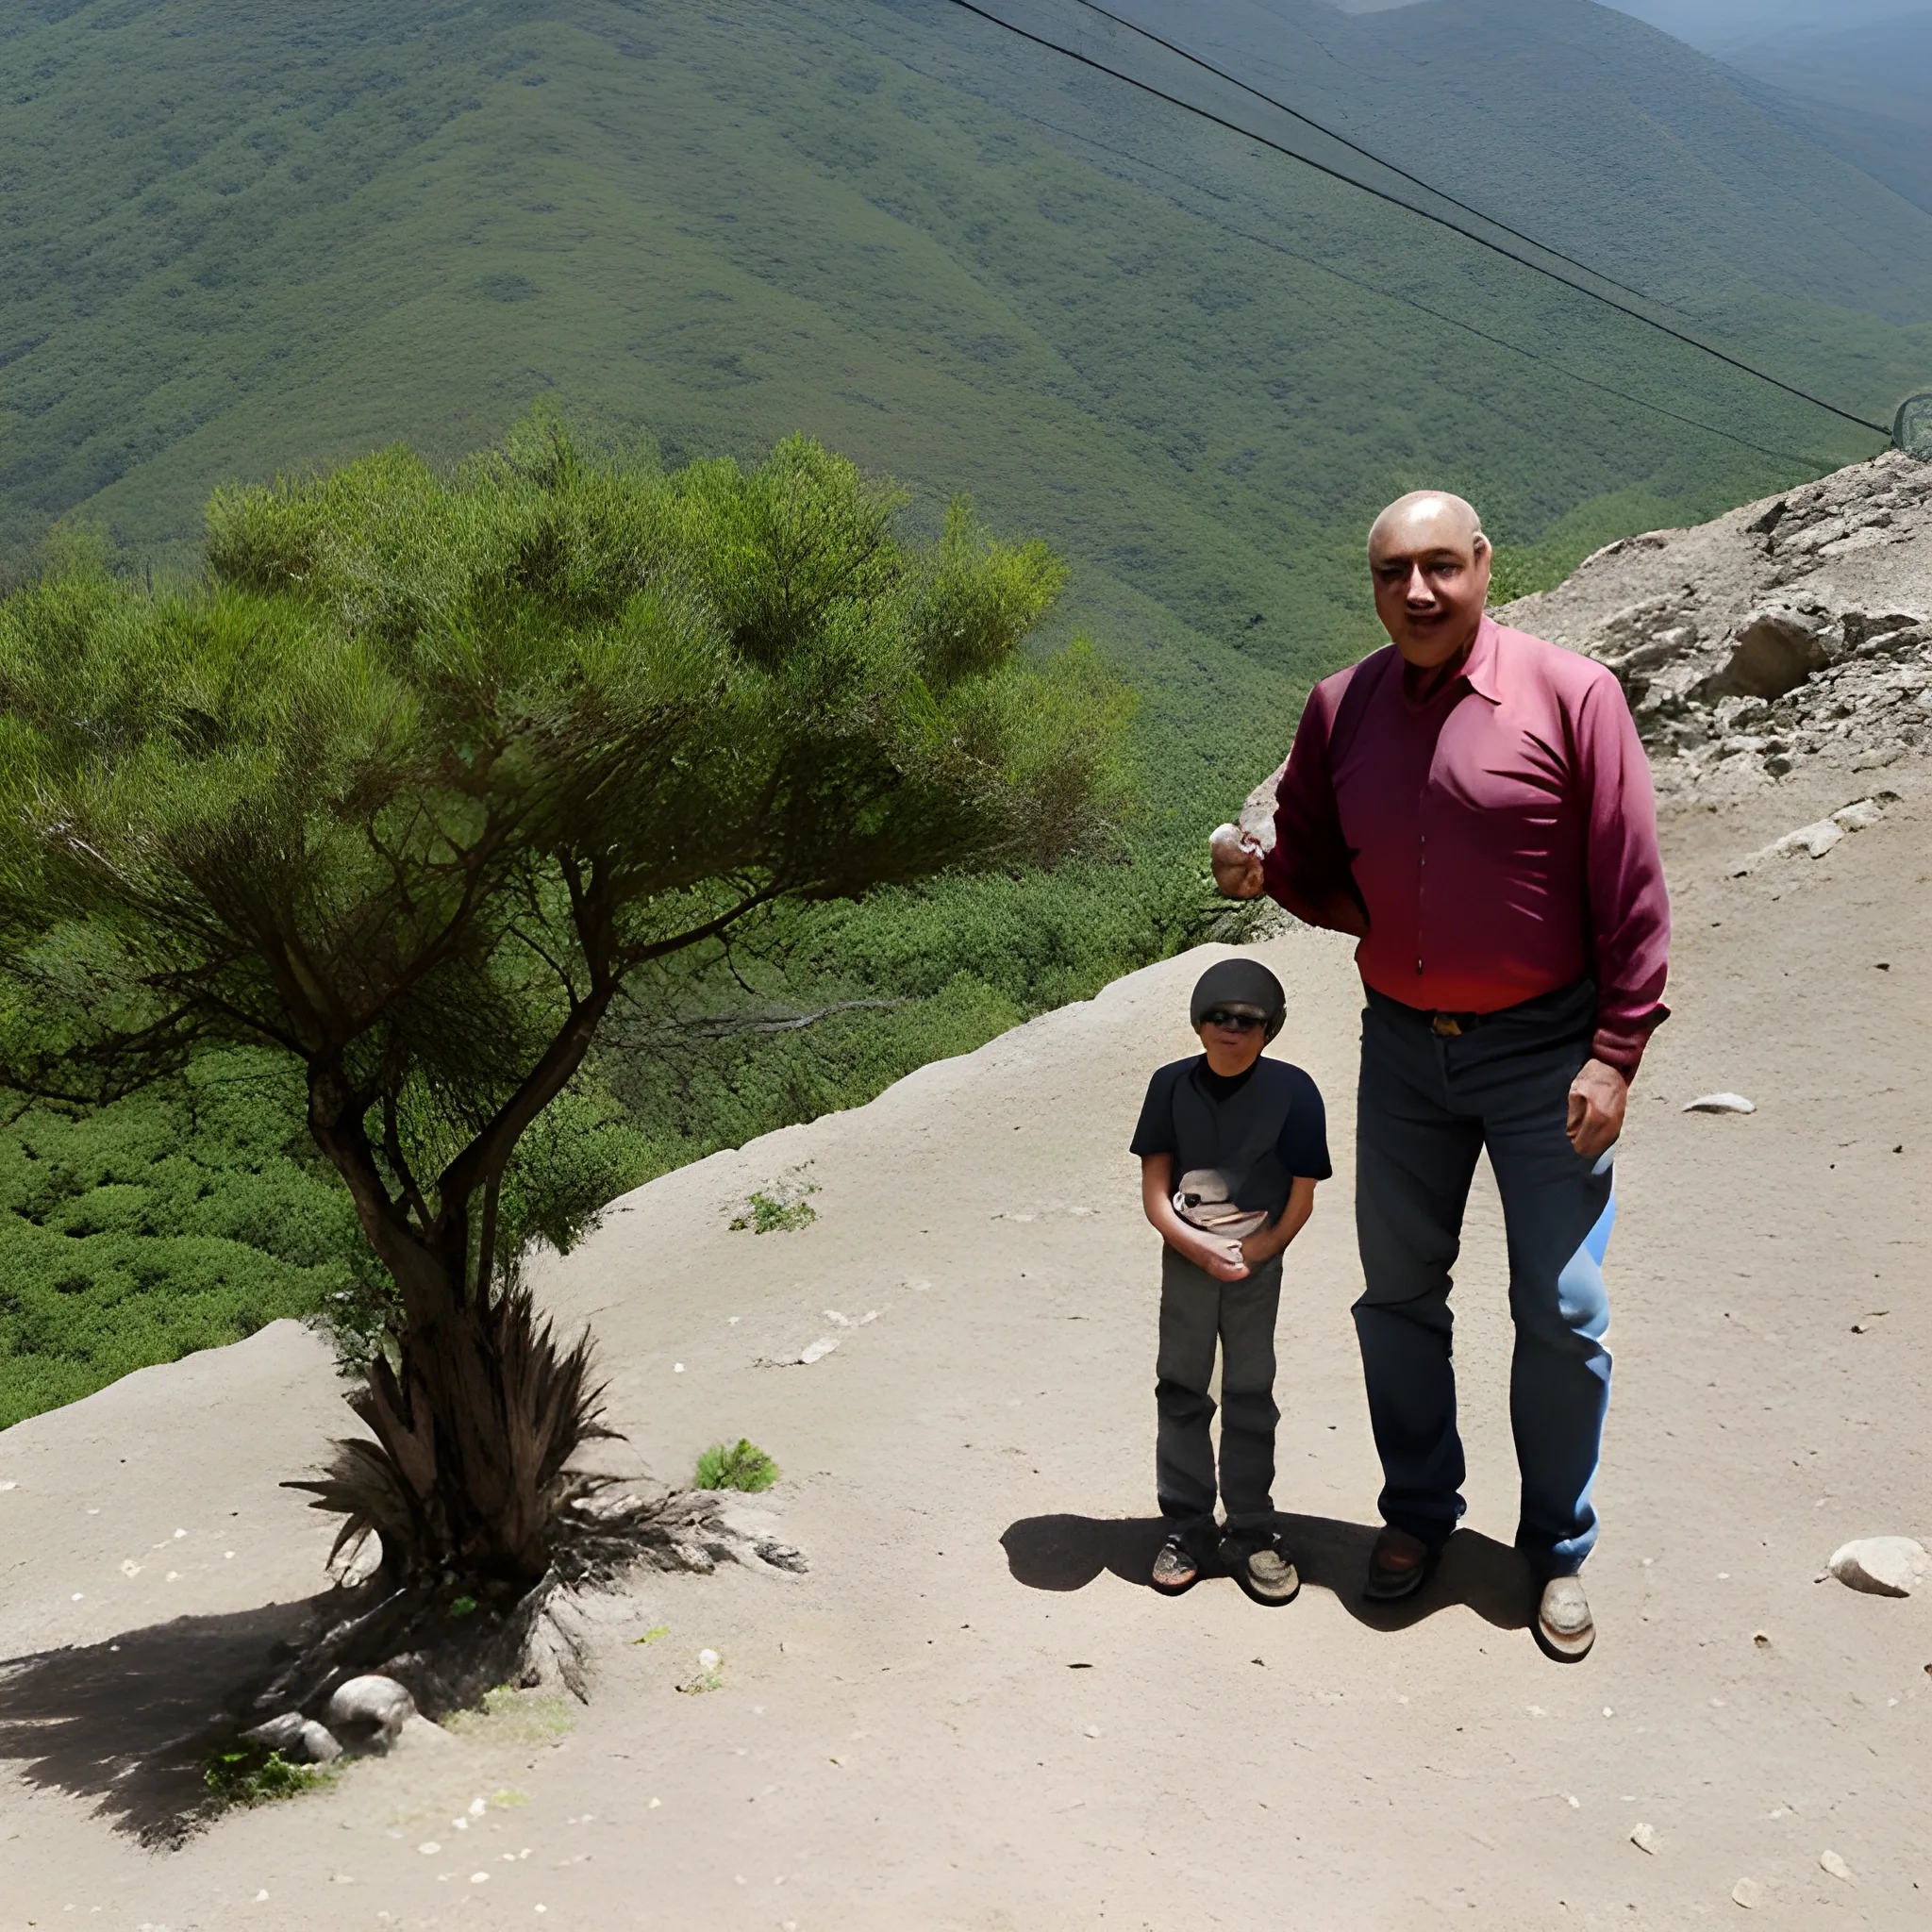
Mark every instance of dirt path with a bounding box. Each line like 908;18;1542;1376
2;768;1927;1929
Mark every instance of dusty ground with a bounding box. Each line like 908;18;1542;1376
2;761;1928;1930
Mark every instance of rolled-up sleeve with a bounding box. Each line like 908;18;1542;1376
1263;680;1370;938
1577;676;1671;1076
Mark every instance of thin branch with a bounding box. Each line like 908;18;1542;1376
475;1172;503;1306
675;998;908;1040
383;1093;432;1232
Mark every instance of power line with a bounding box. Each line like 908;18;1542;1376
1071;0;1673;315
989;96;1829;468
942;0;1892;439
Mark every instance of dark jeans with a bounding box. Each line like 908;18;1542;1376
1353;979;1616;1577
1156;1244;1283;1545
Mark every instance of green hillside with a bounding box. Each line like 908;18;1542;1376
2;0;1927;1422
5;0;1924;789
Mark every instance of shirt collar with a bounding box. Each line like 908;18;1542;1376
1460;615;1504;704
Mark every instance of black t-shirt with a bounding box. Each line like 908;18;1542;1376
1130;1056;1333;1215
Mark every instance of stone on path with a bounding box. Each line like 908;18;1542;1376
1827;1536;1929;1597
1684;1093;1757;1114
1731;1876;1763;1908
1629;1822;1657;1854
1820;1849;1851;1881
326;1674;417;1746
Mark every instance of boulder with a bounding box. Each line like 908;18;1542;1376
1704;610;1834;701
240;1711;343;1762
1826;1536;1929;1597
325;1673;417;1746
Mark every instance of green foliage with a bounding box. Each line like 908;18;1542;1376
729;1191;819;1236
694;1438;779;1492
0;424;1123;1246
3;0;1916;727
203;1742;334;1809
0;1051;366;1428
0;422;1126;1591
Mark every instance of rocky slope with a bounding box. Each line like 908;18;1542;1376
1501;448;1932;795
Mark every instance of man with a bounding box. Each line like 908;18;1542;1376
1210;491;1669;1661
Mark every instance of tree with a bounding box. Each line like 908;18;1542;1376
0;425;1129;1631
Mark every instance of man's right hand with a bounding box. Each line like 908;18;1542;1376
1209;823;1265;900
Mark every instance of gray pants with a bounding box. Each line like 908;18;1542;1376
1156;1244;1284;1542
1354;979;1616;1575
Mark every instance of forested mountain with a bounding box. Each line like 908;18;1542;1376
5;0;1926;796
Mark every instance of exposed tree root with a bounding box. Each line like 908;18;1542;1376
249;1482;806;1727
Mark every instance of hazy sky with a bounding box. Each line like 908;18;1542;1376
1604;1;1932;50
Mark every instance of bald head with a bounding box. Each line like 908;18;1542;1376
1365;491;1492;669
1368;491;1488;565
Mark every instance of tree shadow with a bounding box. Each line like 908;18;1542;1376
0;1595;326;1845
999;1511;1531;1632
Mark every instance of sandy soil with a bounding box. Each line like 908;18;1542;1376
2;763;1928;1930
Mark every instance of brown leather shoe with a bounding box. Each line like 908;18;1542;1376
1363;1524;1442;1602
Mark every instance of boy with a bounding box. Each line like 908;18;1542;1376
1130;958;1330;1604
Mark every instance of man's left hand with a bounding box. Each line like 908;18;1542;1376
1566;1058;1627;1158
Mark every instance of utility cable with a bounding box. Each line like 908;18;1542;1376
988;98;1828;468
942;0;1893;438
1070;0;1673;314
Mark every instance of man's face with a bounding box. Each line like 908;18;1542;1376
1369;502;1491;668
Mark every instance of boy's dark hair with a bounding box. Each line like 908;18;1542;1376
1190;958;1287;1041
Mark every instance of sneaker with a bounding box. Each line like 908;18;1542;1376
1535;1575;1595;1661
1244;1544;1301;1606
1151;1534;1199;1595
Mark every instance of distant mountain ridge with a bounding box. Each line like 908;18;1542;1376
3;0;1926;810
1714;9;1932;214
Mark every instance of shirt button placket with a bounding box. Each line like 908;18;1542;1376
1416;826;1425;975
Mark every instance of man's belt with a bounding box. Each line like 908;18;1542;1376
1429;1010;1481;1037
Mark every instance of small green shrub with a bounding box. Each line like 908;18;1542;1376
695;1438;779;1492
203;1742;334;1809
729;1190;817;1234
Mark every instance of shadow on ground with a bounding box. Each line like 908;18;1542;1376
1000;1513;1532;1632
0;1596;325;1844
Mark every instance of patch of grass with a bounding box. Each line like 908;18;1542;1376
729;1185;819;1234
631;1624;672;1646
202;1742;335;1810
739;1191;817;1235
445;1686;575;1744
695;1439;779;1493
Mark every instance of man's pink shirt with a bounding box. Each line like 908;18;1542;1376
1262;617;1671;1075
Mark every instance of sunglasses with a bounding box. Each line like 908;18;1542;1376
1201;1008;1266;1031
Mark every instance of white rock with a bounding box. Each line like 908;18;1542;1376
1784;819;1844;858
1684;1093;1757;1114
1820;1849;1851;1881
1630;1822;1657;1854
241;1712;308;1753
1732;1876;1763;1908
1831;798;1884;832
1826;1536;1929;1597
697;1647;721;1671
241;1709;342;1763
293;1720;343;1763
325;1674;416;1743
797;1338;839;1365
